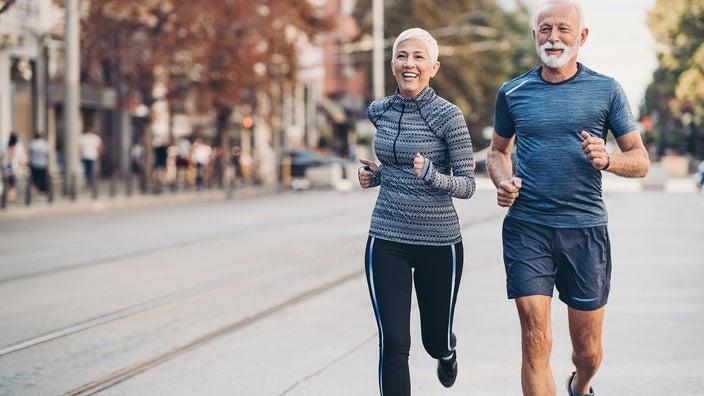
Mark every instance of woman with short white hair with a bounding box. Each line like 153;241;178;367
358;27;476;395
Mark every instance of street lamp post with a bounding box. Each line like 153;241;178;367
372;0;384;99
63;0;80;199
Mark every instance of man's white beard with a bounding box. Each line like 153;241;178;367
537;41;580;69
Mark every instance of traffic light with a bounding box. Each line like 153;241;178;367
242;115;254;129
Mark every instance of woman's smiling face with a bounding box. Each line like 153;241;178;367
391;38;440;98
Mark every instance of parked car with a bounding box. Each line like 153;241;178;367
279;149;348;189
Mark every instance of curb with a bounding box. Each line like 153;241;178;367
0;186;276;222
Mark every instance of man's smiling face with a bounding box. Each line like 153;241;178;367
533;1;585;70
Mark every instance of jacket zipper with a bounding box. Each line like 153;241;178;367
392;102;405;164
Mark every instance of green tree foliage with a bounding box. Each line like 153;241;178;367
353;0;537;148
645;0;704;157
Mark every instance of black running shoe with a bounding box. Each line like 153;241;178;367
567;371;595;396
437;351;457;388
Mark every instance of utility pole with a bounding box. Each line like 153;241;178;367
372;0;384;99
64;0;80;199
37;0;50;169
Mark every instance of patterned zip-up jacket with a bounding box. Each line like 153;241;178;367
366;86;476;246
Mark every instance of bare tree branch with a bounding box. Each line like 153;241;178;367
0;0;17;15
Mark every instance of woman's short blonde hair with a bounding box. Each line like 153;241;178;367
392;28;439;63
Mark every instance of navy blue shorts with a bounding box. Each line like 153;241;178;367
502;216;611;311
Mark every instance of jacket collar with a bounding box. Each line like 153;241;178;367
390;86;436;111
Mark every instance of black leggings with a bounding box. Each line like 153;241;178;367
365;236;463;396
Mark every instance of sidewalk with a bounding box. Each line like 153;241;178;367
0;178;275;222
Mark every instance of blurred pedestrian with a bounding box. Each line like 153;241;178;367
128;138;146;192
191;138;211;188
1;132;27;202
231;145;243;185
357;27;476;395
130;139;145;177
175;135;192;189
486;1;650;395
28;131;50;193
210;146;223;187
79;126;104;187
152;136;169;193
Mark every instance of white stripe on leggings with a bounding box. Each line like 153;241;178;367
367;237;385;395
447;243;457;352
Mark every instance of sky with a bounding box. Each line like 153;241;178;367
508;0;659;115
577;0;658;114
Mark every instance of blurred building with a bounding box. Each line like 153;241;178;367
293;0;370;159
0;0;371;186
0;0;51;151
0;0;117;179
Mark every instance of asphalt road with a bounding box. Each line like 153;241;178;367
0;178;702;395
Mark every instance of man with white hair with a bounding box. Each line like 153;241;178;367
487;1;650;395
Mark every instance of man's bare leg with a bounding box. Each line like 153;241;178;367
568;306;604;394
516;295;555;396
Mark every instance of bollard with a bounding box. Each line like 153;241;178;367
25;174;32;206
139;170;147;194
69;174;77;201
1;175;8;209
109;173;117;197
126;171;133;197
91;177;98;199
46;172;53;204
282;155;292;187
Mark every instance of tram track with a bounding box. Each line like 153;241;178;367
1;228;365;359
0;230;368;394
0;264;278;356
62;268;364;396
0;192;497;286
0;206;501;358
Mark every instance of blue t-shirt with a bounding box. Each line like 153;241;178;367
493;64;637;228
